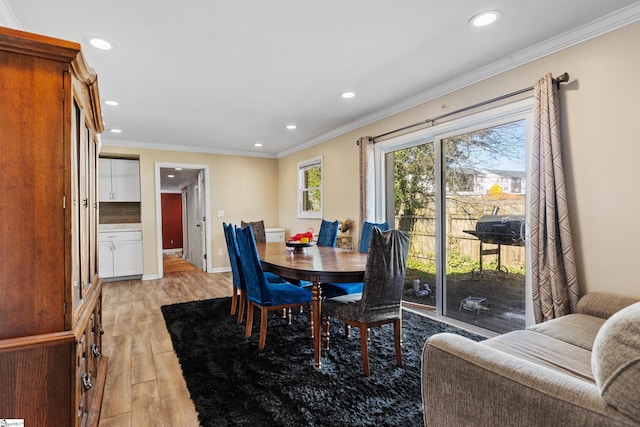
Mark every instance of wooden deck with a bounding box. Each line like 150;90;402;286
402;270;525;334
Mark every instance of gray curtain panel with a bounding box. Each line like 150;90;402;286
530;72;580;323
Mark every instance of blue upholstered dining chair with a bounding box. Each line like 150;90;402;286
223;223;286;324
321;227;410;376
317;219;339;247
321;221;391;299
359;221;390;252
235;224;312;350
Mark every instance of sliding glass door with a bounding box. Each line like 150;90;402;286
442;121;526;333
379;100;531;333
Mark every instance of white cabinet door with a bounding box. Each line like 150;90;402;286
98;240;114;278
111;160;140;202
113;240;143;276
99;231;143;278
98;158;113;202
99;159;141;202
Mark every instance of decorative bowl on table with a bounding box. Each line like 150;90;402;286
285;241;314;253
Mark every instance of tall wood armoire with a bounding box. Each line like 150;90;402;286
0;27;107;426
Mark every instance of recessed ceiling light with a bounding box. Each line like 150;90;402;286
104;99;119;106
286;124;297;130
469;10;501;27
341;91;356;99
86;36;114;50
175;167;183;171
167;174;175;178
109;128;122;133
254;143;263;147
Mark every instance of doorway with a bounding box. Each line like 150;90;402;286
155;163;211;278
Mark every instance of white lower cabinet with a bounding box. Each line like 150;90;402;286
265;228;285;242
99;231;143;278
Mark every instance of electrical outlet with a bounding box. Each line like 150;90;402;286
218;248;223;256
217;210;224;217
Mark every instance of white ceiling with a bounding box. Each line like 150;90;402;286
2;1;640;158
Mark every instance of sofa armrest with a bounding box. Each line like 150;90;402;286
576;292;639;319
422;333;637;427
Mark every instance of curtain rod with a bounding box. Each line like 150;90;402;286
371;72;569;141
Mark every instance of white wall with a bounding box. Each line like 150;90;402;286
99;146;280;277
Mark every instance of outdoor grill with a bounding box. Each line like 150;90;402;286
463;214;525;278
464;214;526;246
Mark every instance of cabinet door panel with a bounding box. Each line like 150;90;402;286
98;241;114;278
113;240;143;276
98;158;112;201
111;159;141;202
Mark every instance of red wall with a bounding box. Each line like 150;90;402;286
161;193;183;249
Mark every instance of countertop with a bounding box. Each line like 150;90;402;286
99;223;142;232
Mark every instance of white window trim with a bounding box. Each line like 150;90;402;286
297;156;323;219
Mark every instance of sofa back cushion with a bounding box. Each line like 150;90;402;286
592;301;640;422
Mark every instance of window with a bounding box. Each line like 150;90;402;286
298;156;323;218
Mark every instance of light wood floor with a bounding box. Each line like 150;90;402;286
98;266;232;426
163;252;198;273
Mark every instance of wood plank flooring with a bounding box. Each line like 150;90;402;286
99;266;232;426
162;252;198;273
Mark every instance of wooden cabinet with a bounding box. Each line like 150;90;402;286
99;158;141;202
0;27;106;426
99;230;144;278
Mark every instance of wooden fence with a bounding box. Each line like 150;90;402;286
396;197;526;271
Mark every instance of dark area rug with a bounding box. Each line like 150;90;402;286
161;297;484;427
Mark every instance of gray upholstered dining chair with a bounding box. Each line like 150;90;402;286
321;227;410;376
321;221;391;299
241;219;266;243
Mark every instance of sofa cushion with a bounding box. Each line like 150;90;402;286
482;330;594;382
592;302;640;422
528;313;606;351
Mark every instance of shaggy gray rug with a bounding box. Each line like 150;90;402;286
161;297;484;427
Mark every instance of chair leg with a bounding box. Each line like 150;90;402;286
245;301;254;337
230;287;238;315
359;324;370;376
258;307;269;350
394;318;403;367
237;289;246;324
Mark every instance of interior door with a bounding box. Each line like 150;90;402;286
186;172;206;271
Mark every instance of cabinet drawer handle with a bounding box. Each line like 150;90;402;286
99;325;105;335
92;344;101;358
81;372;93;390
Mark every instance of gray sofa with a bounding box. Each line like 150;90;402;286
422;292;640;426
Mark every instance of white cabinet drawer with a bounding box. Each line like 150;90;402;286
99;231;141;242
